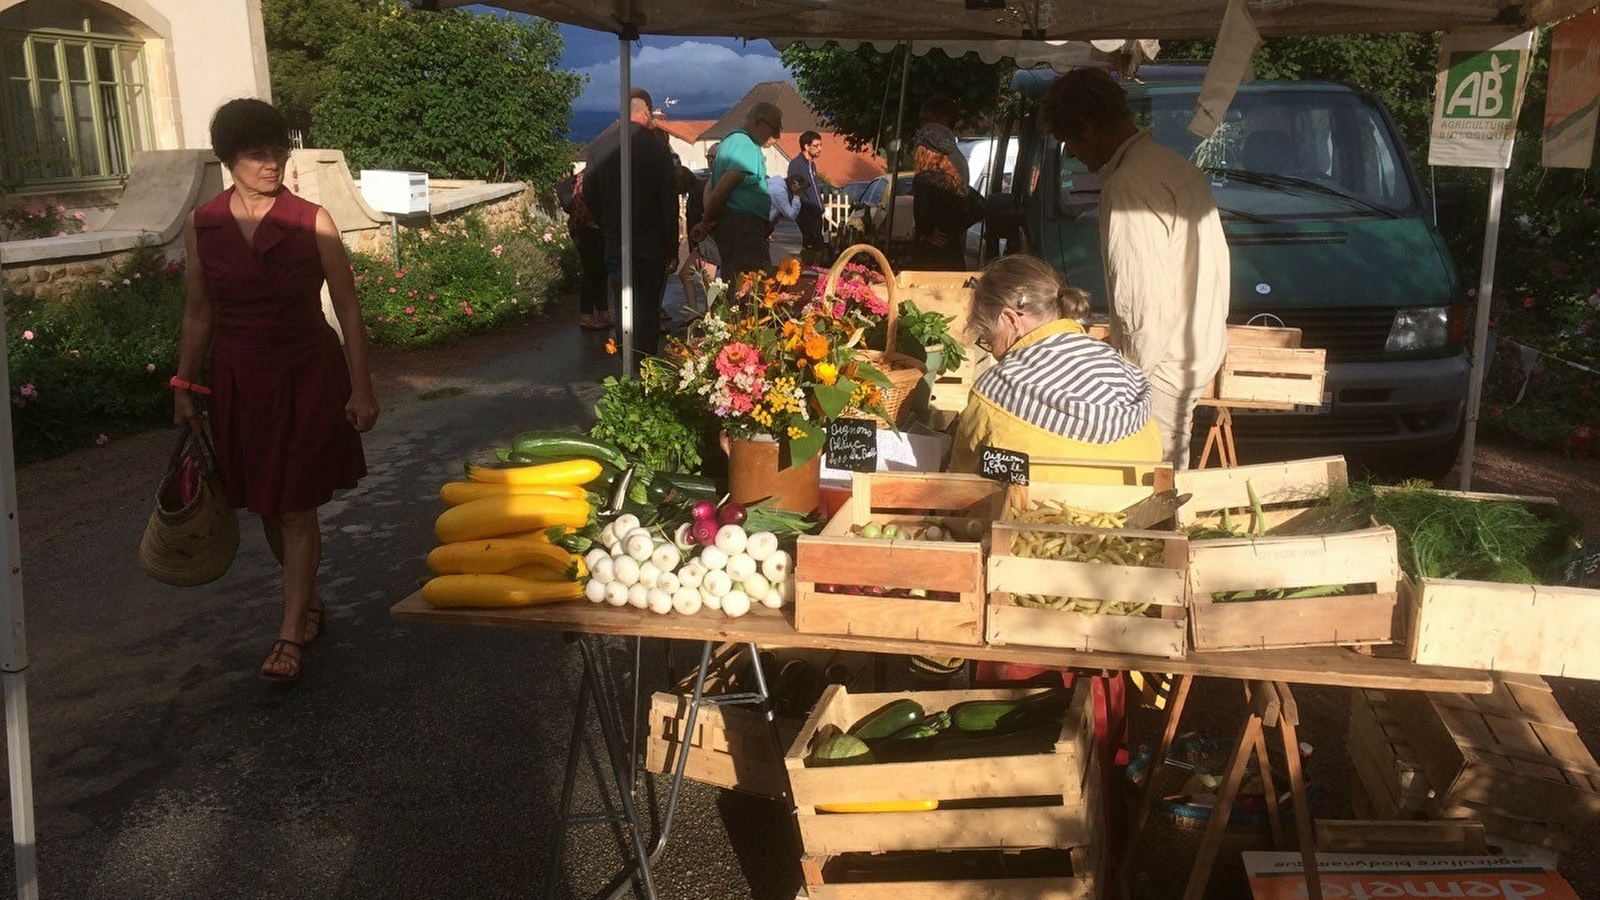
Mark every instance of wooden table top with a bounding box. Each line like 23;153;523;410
391;593;1494;694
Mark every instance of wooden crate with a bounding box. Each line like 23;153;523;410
644;691;801;800
795;472;1004;645
1386;673;1600;830
1405;575;1600;682
987;521;1188;658
799;846;1098;900
1346;689;1433;816
1013;460;1174;508
783;683;1096;856
1177;456;1403;652
1214;345;1327;407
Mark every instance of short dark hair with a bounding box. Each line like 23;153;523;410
210;98;290;166
1040;68;1132;139
799;130;821;147
630;86;653;109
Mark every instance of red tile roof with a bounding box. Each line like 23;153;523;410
653;118;717;143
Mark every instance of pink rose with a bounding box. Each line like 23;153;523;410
405;306;415;315
19;384;37;399
146;363;156;373
94;434;107;445
21;330;33;341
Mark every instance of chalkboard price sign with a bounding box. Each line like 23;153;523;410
978;445;1029;486
826;418;878;472
1559;545;1600;589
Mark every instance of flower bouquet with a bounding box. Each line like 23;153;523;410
660;255;895;465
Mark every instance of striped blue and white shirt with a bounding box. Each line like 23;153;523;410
973;319;1152;444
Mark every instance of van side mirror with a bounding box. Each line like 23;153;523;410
1433;181;1467;230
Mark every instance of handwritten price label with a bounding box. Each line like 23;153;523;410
978;445;1029;485
826;419;878;472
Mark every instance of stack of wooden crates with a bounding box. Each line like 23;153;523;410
1346;672;1600;861
784;681;1103;899
880;270;991;431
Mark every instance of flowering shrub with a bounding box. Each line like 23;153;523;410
1479;185;1600;454
353;211;573;347
6;244;183;462
658;257;892;464
0;201;87;240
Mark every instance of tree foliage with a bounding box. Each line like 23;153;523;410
311;4;582;185
261;0;375;137
781;43;1009;153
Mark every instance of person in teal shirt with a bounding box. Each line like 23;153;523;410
693;101;782;278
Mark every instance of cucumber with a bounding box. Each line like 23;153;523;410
512;432;630;471
848;699;926;742
647;472;718;505
924;722;1060;760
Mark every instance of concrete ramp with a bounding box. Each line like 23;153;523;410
287;149;389;233
100;150;224;242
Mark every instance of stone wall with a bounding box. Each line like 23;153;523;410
342;185;533;260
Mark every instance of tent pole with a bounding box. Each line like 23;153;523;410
0;279;41;900
884;41;912;251
1457;164;1506;490
618;31;636;376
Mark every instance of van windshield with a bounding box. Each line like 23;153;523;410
1057;86;1419;218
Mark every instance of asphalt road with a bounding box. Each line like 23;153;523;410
1;221;1596;899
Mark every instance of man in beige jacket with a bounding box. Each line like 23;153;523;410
1040;68;1230;468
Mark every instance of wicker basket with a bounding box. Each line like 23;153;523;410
826;243;925;429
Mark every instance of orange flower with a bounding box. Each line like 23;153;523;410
775;257;801;286
605;337;618;355
803;329;829;360
736;272;756;297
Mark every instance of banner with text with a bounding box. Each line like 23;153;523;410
1543;11;1600;169
1429;29;1536;168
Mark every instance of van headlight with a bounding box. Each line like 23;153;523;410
1386;307;1450;351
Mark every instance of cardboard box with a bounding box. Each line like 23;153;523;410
1243;852;1580;900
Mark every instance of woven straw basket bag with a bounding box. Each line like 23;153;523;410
139;424;240;587
826;243;926;428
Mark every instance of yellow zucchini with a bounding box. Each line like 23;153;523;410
426;538;575;575
503;561;582;582
466;458;603;486
434;495;590;543
440;481;586;506
815;799;939;813
422;574;584;608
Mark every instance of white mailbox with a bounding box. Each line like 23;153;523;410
359;169;429;215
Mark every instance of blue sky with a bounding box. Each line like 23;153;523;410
469;9;794;139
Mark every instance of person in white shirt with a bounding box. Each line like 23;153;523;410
1039;67;1230;469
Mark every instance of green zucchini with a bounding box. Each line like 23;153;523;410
924;722;1060;760
848;699;926;742
659;471;718;495
947;700;1023;734
647;472;719;505
512;431;630;471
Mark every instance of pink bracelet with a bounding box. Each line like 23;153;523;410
169;376;212;396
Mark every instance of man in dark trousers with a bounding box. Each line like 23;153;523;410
582;87;679;370
788;130;827;261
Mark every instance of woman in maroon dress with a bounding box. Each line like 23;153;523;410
173;99;379;683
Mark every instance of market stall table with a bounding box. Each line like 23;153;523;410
390;594;1495;899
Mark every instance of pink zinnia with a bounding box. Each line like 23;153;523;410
715;342;761;377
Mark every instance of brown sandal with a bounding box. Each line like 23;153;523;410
302;604;326;644
260;638;303;683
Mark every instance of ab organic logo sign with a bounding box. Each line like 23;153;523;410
1443;50;1522;120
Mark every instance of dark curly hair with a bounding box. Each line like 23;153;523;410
209;98;290;166
1040;68;1133;140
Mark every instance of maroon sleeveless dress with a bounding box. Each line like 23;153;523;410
192;187;366;516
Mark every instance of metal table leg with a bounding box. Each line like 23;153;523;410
543;636;785;900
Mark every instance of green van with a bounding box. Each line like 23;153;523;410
999;69;1469;474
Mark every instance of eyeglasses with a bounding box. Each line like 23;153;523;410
239;147;291;164
974;335;994;355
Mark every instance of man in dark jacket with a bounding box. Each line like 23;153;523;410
788;130;827;261
582;87;679;369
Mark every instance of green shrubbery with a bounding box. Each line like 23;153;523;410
6;212;576;463
353;212;574;347
6;244;183;462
